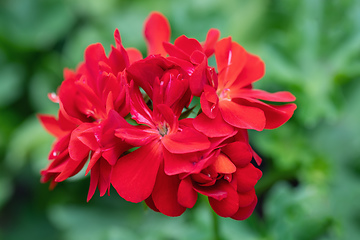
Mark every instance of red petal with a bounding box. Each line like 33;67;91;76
215;38;247;90
232;53;265;89
175;36;203;56
219;100;265;131
115;127;158;146
238;188;256;208
128;81;155;127
232;89;296;102
144;12;170;57
231;195;257;220
111;140;162;203
221;141;253;168
235;164;262;192
68;123;93;161
200;85;219;119
163;148;199;175
193;112;235;138
55;158;88;182
145;195;159;212
87;158;112;201
126;48;143;64
84;43;107;83
202;28;220;57
212;153;236;174
161;127;210;153
178;176;197;208
151;165;186;216
208;180;239;217
238;98;297;129
38;114;67;137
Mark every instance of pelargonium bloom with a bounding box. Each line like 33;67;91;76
111;81;210;204
193;37;297;137
39;11;296;221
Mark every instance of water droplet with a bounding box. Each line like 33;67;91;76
52;151;60;157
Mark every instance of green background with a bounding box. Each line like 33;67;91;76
1;0;360;239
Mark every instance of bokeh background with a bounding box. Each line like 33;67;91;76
1;0;360;239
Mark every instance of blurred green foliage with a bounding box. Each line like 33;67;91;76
1;0;360;239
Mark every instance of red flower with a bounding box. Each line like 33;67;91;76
193;37;297;137
40;29;139;199
111;82;210;204
39;11;295;221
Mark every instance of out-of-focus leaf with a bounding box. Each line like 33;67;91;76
0;63;24;107
0;0;75;50
5;115;54;174
0;176;13;210
264;182;334;240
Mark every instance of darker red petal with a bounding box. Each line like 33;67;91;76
111;140;162;203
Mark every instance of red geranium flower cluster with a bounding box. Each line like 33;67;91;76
39;12;296;220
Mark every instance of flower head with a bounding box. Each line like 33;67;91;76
39;11;296;220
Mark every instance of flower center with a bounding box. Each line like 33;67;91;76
218;88;231;101
157;123;169;137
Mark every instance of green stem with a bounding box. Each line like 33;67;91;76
212;210;221;240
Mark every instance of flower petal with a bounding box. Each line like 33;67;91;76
202;28;220;57
111;140;162;203
162;127;210;153
235;164;262;192
219;100;265;131
231;195;257;220
144;12;170;57
215;38;247;90
232;53;265;89
200;85;219;119
151;165;186;216
208;180;239;217
178;176;197;208
193;112;235;138
221;141;253;168
163;148;199;175
232;89;296;102
236;98;297;129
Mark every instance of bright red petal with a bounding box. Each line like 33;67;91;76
161;127;210;154
144;12;170;57
231;89;296;102
235;164;262;192
68;123;93;161
208;180;239;217
237;98;297;129
38;114;67;137
193;112;235;138
231;195;257;220
215;38;247;90
231;53;265;89
202;28;220;57
151;165;186;216
221;141;253;168
163;148;199;175
200;85;219;119
111;140;162;203
219;100;265;131
178;176;197;208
